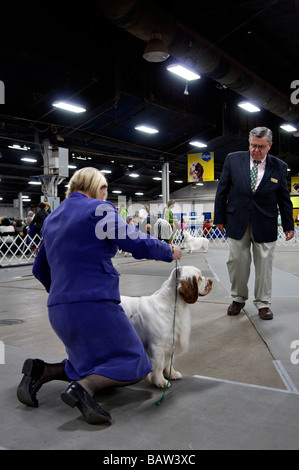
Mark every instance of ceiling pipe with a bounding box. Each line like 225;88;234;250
98;0;299;123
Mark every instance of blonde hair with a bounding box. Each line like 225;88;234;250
66;167;108;200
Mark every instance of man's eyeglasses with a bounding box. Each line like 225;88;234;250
250;143;269;150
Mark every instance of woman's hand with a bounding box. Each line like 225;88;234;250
171;245;183;260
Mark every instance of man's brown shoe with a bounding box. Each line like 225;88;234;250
227;301;245;316
258;307;273;320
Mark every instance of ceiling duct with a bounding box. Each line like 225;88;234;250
98;0;299;123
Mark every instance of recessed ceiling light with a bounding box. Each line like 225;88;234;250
238;101;260;112
280;124;297;132
167;64;200;81
189;141;207;148
129;173;139;178
21;157;37;162
134;125;159;134
52;101;86;113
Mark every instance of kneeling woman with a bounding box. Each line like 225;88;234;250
17;167;182;424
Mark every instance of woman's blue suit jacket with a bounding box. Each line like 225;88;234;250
33;193;172;307
214;151;294;243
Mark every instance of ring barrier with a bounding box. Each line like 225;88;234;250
1;226;299;267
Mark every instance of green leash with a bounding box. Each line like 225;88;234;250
155;260;179;406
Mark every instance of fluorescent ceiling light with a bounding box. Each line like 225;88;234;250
280;124;297;132
167;64;200;81
189;140;207;148
22;195;30;198
196;182;204;186
68;165;77;169
52;101;86;113
153;177;162;180
238;101;260;112
21;157;37;162
135;192;144;195
8;144;30;150
174;180;183;183
28;181;41;185
0;197;3;200
129;173;139;178
112;190;122;194
134;125;159;134
100;169;112;174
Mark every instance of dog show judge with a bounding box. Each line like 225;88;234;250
17;167;182;425
214;126;294;321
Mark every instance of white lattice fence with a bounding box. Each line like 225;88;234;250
173;226;299;249
0;234;42;267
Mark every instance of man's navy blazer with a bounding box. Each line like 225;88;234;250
214;151;294;243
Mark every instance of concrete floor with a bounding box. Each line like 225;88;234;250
1;246;299;451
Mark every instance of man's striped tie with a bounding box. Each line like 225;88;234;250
250;160;260;193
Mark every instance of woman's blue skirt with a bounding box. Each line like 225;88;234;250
48;300;152;381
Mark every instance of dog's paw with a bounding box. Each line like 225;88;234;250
170;370;182;380
155;378;171;389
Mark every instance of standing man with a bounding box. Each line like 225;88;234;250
214;127;294;320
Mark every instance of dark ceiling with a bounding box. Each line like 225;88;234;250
0;0;299;208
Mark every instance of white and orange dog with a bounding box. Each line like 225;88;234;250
183;230;209;253
121;266;213;388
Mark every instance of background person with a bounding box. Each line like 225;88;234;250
17;167;182;425
214;126;294;320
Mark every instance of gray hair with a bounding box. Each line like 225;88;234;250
249;127;273;143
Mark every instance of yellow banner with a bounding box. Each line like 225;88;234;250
187;152;214;182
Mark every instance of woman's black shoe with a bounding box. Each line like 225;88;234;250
17;358;45;407
60;381;112;425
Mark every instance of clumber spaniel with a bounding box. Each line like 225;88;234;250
121;266;213;388
183;230;209;253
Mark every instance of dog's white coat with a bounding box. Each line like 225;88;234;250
121;266;213;388
183;230;209;253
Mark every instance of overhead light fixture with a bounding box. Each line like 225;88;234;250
134;125;159;134
153;177;162;181
167;64;201;81
174;180;183;183
112;190;122;194
129;173;139;178
28;181;41;185
8;144;30;150
135;192;144;195
143;33;169;63
21;157;37;162
196;182;204;186
238;101;260;112
52;101;86;113
189;140;207;148
280;124;297;132
68;165;77;169
100;169;112;174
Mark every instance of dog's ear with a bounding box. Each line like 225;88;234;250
178;276;198;304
